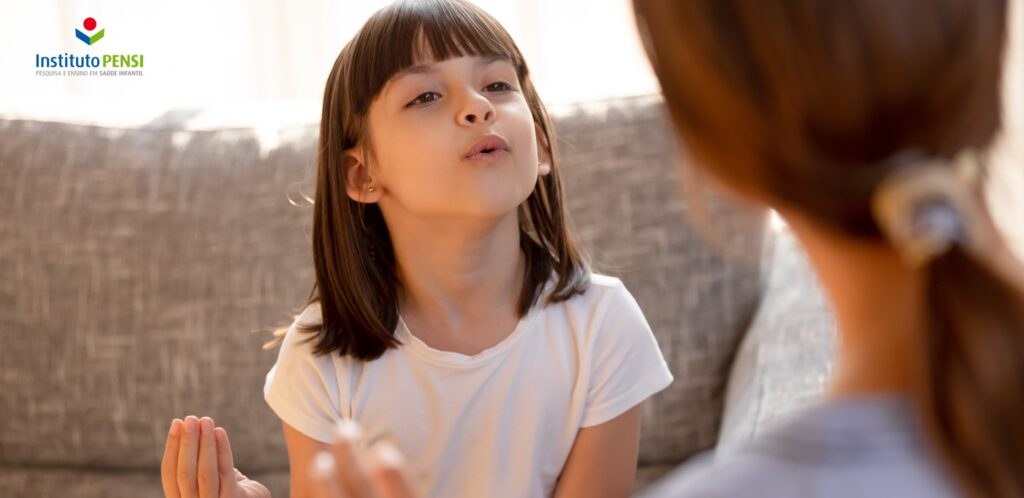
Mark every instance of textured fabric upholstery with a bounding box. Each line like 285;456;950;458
715;226;837;454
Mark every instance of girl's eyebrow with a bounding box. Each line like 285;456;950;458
396;54;512;80
383;55;513;102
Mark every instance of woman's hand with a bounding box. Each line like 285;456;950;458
307;420;420;498
161;416;271;498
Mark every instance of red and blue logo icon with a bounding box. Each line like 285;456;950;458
75;17;105;46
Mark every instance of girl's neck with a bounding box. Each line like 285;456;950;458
784;213;927;400
387;208;526;334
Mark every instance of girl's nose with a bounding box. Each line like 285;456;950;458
462;111;493;124
457;94;494;126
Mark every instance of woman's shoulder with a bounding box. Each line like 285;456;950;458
635;449;782;498
639;399;960;498
643;438;844;498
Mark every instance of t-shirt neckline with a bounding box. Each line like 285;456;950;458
396;306;539;367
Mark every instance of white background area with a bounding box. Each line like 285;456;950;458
0;0;658;107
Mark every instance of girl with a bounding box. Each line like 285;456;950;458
630;0;1024;497
160;1;673;497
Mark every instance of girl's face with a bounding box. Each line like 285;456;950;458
346;53;551;221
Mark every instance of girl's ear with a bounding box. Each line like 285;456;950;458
535;122;552;176
343;148;382;204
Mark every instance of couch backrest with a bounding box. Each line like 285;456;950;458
0;96;766;472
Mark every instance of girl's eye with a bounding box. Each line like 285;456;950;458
485;81;515;92
407;92;441;107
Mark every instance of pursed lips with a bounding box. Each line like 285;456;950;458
463;134;510;162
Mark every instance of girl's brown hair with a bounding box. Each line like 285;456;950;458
267;0;589;360
633;0;1024;496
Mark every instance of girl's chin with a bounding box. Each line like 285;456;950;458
450;194;533;222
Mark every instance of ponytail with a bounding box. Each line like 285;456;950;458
871;149;1024;497
919;241;1024;497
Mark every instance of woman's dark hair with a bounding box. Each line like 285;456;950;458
633;0;1024;496
267;0;589;360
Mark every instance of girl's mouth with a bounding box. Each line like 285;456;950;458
464;148;509;163
463;134;510;162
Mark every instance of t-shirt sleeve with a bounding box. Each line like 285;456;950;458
581;280;674;428
263;304;344;443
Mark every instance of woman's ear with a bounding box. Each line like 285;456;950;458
343;148;382;203
535;122;552;176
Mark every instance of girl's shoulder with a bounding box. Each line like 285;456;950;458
586;272;626;291
295;301;323;326
550;272;648;331
564;272;634;311
553;271;627;304
275;301;326;353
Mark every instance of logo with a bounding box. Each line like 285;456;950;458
75;17;105;46
35;16;146;77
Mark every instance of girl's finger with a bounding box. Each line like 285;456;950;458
197;417;220;498
176;416;201;498
213;427;238;498
219;430;272;498
366;442;418;498
330;420;374;498
161;419;183;498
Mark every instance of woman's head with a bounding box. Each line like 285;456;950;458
633;0;1024;495
633;0;1006;232
288;0;589;361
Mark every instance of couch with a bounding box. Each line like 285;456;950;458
0;95;838;497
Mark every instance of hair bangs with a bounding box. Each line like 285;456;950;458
348;0;526;116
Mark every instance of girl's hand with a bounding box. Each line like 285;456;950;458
161;416;271;498
308;420;420;498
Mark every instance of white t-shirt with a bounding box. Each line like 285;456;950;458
263;273;674;498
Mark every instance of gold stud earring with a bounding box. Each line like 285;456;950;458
367;185;375;193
